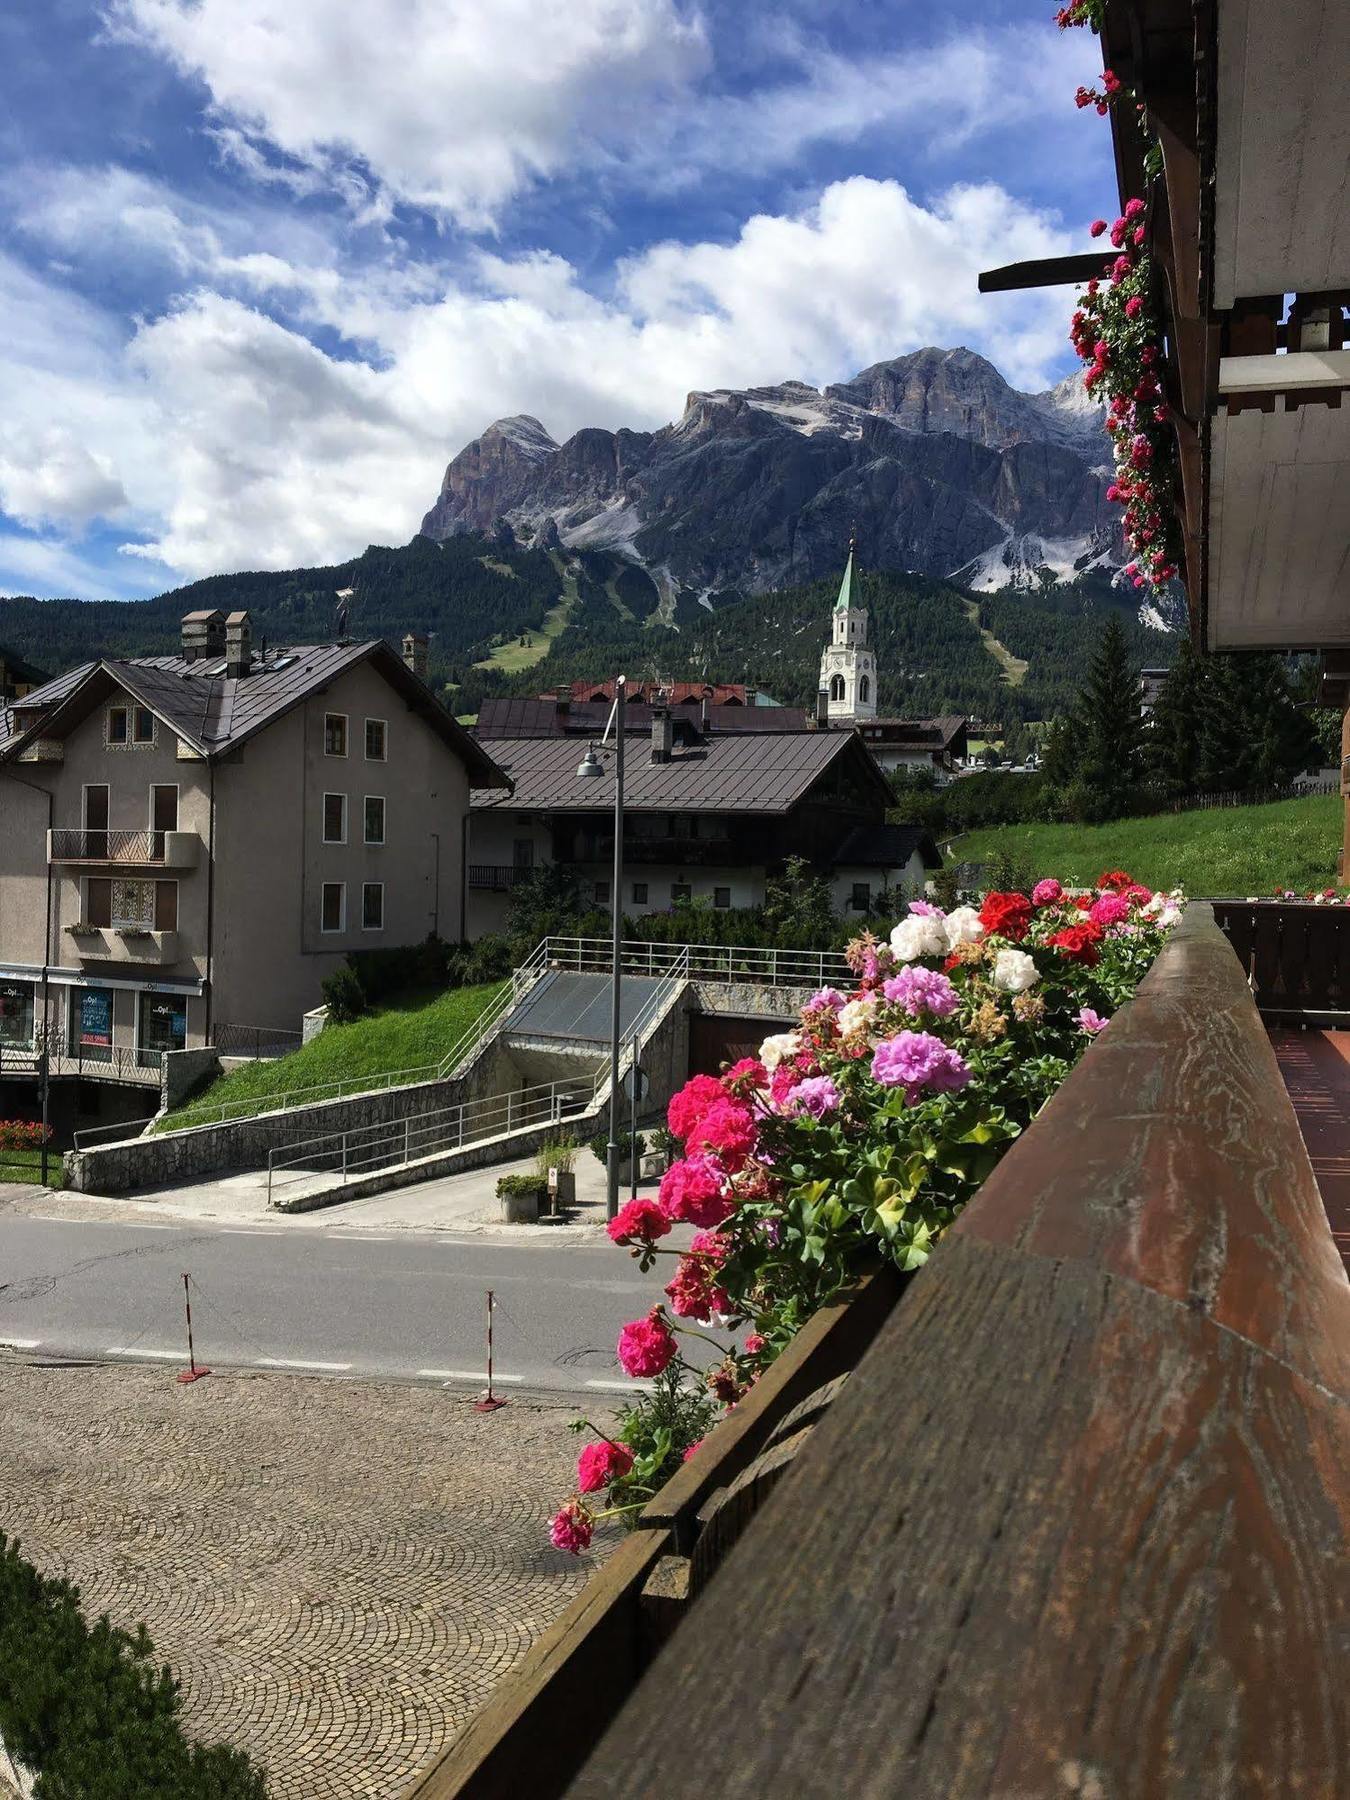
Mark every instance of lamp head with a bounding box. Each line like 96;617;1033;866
576;745;604;779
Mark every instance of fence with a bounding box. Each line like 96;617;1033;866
403;905;1350;1798
210;1022;304;1059
265;1076;597;1205
0;1030;162;1087
1210;896;1350;1020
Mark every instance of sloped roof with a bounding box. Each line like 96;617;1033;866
475;696;809;738
860;715;967;750
0;642;509;786
472;729;892;814
832;823;942;870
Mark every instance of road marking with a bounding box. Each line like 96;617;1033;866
328;1234;389;1242
220;1228;276;1236
256;1356;352;1372
0;1338;40;1349
418;1368;525;1384
586;1378;655;1394
30;1215;74;1224
107;1346;181;1360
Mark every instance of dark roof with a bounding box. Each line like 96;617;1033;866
0;642;509;787
475;696;808;739
472;729;893;815
0;646;52;687
857;715;967;750
833;823;942;870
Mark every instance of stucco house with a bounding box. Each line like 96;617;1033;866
0;610;507;1104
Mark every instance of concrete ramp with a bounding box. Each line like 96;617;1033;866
505;971;667;1048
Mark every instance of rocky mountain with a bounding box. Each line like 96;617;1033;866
420;347;1119;599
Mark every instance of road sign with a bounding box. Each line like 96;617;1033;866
621;1065;649;1101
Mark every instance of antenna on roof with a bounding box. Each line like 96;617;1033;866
335;585;356;643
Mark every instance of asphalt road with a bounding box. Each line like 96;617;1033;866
0;1216;674;1395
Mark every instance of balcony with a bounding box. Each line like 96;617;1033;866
65;925;179;966
468;864;535;891
47;828;199;869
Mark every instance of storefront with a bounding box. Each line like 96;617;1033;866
69;986;114;1063
137;991;188;1066
0;979;35;1050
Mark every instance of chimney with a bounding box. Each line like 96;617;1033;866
225;610;252;678
699;696;710;734
650;705;673;764
402;632;429;680
181;609;226;664
554;683;570;716
816;686;830;729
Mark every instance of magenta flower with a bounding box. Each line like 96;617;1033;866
806;986;846;1011
577;1440;634;1494
882;965;959;1019
1032;878;1063;906
688;1097;756;1169
1077;1007;1108;1036
1089;218;1107;237
906;899;945;919
550;1499;594;1554
1089;893;1131;927
607;1197;671;1246
871;1032;971;1105
659;1153;731;1228
666;1073;725;1143
782;1075;842;1119
617;1309;678;1378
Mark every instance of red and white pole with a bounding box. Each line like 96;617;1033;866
474;1288;507;1412
177;1272;210;1384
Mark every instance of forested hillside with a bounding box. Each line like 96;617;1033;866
0;531;1173;724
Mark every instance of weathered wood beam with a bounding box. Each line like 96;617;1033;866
976;253;1113;294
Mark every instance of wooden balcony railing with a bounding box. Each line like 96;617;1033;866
467;865;534;891
1212;896;1350;1022
403;905;1350;1799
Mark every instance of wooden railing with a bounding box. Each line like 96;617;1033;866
405;905;1350;1799
1211;896;1350;1021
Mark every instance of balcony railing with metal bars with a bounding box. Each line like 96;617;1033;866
467;864;535;891
49;828;167;863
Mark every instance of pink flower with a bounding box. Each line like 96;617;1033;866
1032;878;1063;906
689;1228;728;1262
667;1074;725;1143
1089;893;1131;927
1124;196;1145;217
659;1154;731;1228
607;1197;671;1247
666;1255;730;1322
871;1032;971;1105
617;1308;677;1378
1132;224;1146;246
688;1097;756;1170
1077;1007;1108;1036
882;965;959;1019
906;899;945;919
743;1333;766;1356
1124;295;1144;319
805;987;846;1011
783;1075;842;1119
1089;218;1107;237
1110;255;1132;283
682;1439;704;1463
550;1499;594;1554
577;1440;634;1493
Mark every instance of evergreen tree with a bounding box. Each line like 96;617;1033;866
1146;635;1207;798
1066;616;1143;822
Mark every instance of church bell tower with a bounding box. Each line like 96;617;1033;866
818;537;877;722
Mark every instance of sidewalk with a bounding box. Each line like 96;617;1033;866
0;1151;652;1239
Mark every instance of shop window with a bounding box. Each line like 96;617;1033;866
0;981;35;1047
138;993;186;1064
71;987;114;1062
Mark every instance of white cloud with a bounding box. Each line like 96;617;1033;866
0;175;1075;582
107;0;711;227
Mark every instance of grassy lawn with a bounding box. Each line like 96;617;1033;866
473;550;578;676
159;979;507;1131
0;1147;65;1187
957;793;1341;896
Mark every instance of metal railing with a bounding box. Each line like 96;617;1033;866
0;1030;163;1087
210;1022;304;1059
265;1075;597;1205
49;828;167;862
539;935;853;991
467;864;535;890
72;1114;159;1149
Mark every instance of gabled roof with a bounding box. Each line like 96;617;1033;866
475;696;809;739
858;715;967;750
833;823;942;871
472;728;894;814
0;641;510;787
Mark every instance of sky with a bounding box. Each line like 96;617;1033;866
0;0;1116;600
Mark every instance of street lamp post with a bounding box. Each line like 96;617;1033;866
576;675;626;1220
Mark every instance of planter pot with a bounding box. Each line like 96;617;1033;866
548;1170;577;1210
639;1151;669;1179
499;1187;543;1224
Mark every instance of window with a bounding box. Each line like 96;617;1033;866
829;674;845;702
362;882;384;931
92;877;177;931
851;882;871;912
133;707;155;744
671;882;692;903
0;980;35;1048
321;882;345;933
363;796;385;845
106;707;128;746
70;986;113;1061
631;882;648;905
138;993;186;1065
324;713;348;756
85;878;111;928
322;793;348;844
594;880;610;904
365;718;387;761
150;784;178;836
859;675;871;705
714;887;731;909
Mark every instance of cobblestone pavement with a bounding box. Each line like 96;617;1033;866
0;1359;615;1798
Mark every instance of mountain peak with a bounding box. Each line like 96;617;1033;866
482;415;558;458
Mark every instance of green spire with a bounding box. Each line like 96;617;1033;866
834;535;856;612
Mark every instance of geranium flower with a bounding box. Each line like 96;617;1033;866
617;1308;677;1378
688;1098;756;1169
1089;893;1131;927
943;905;984;949
1048;922;1103;967
758;1030;801;1071
882;965;959;1018
723;1056;768;1089
667;1073;725;1143
1077;1007;1108;1035
550;1499;594;1554
871;1032;971;1105
782;1075;842;1119
659;1154;731;1228
805;987;846;1012
991;948;1040;993
890;913;949;961
607;1197;671;1246
1031;878;1063;905
666;1256;730;1322
979;891;1033;942
1097;869;1135;891
906;899;946;919
577;1440;634;1493
837;993;881;1038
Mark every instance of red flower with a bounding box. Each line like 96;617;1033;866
577;1440;634;1494
607;1197;671;1247
1088;218;1107;237
979;891;1033;942
666;1073;725;1143
1097;869;1135;891
617;1309;677;1378
1048;922;1104;967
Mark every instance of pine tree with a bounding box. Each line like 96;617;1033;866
1146;635;1207;798
1067;615;1143;822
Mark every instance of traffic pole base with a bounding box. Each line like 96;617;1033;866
177;1366;211;1384
473;1392;508;1412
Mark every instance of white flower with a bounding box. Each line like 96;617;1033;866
837;994;881;1038
992;948;1040;993
759;1031;801;1072
889;914;948;962
943;906;984;950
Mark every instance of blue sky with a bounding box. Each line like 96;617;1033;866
0;0;1115;599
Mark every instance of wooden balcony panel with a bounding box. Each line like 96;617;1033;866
562;905;1350;1798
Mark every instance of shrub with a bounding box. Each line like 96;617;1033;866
496;1173;547;1198
535;1134;579;1177
320;965;367;1025
464;934;514;984
0;1120;53;1151
0;1532;267;1798
588;1129;646;1165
